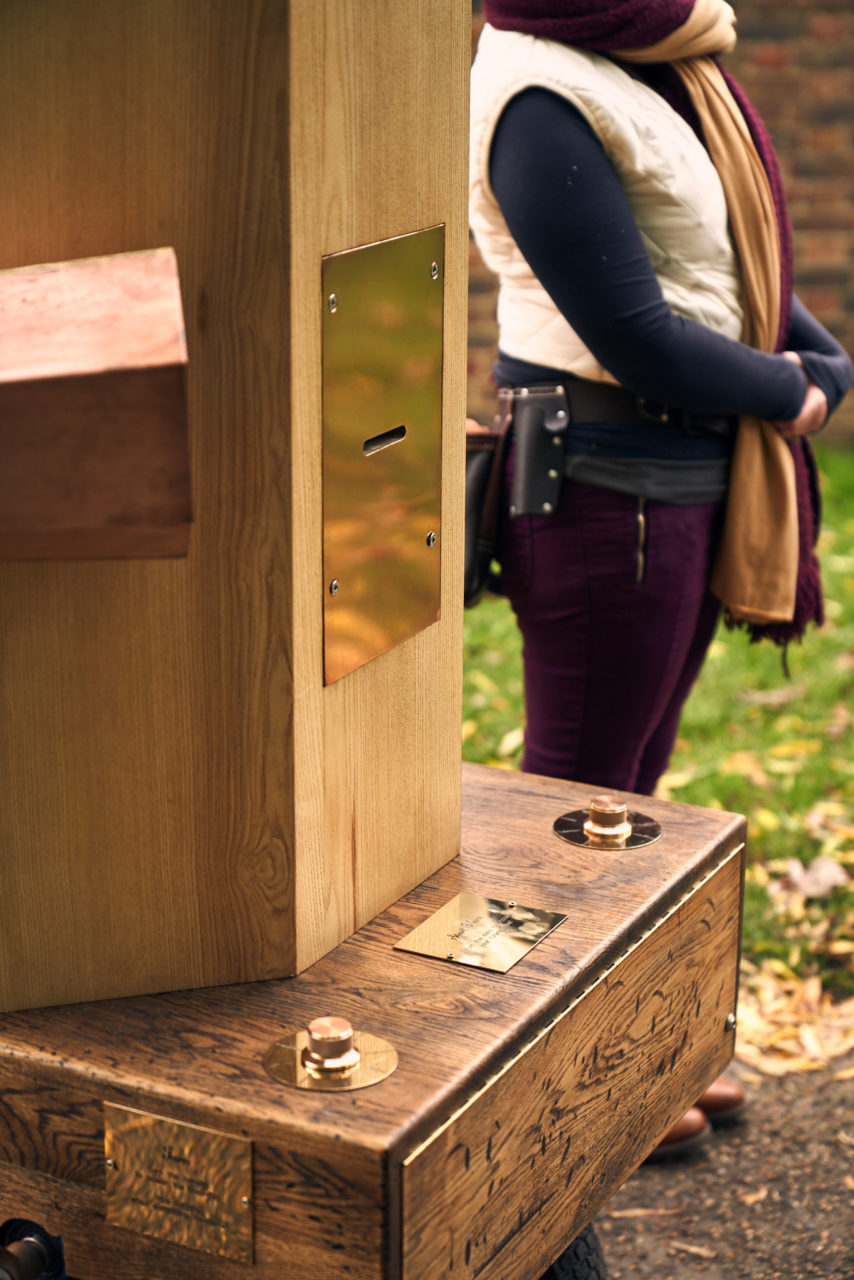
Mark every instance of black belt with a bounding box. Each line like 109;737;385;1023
497;382;736;519
499;380;737;437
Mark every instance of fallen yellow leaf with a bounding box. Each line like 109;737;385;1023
739;1186;769;1206
753;807;782;832
607;1208;682;1219
799;1025;825;1058
747;863;770;888
721;750;770;783
669;1242;717;1261
497;726;525;758
768;739;822;758
765;958;797;981
469;669;498;695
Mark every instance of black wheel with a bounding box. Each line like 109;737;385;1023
0;1218;66;1278
539;1223;607;1280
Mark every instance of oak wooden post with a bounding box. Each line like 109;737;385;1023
0;0;468;1010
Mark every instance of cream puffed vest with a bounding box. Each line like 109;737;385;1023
469;24;744;382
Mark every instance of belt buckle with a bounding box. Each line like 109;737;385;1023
636;397;672;425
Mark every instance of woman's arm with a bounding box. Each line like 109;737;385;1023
489;87;809;420
786;296;854;417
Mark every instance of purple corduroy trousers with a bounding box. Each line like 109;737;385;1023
497;471;723;797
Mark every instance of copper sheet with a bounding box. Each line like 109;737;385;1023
322;226;444;683
394;893;567;973
104;1104;253;1263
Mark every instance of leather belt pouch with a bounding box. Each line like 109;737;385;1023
506;386;569;517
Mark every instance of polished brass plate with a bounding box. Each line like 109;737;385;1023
394;893;567;973
104;1104;252;1264
322;226;444;684
553;810;662;849
263;1030;398;1091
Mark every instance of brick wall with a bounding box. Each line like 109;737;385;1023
467;3;854;440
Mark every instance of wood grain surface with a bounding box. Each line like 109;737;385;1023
288;0;468;969
0;0;467;1011
0;764;746;1278
0;248;190;558
401;853;742;1280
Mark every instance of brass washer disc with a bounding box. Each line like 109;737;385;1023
263;1030;398;1092
553;809;662;849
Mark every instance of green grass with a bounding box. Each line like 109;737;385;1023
462;444;854;997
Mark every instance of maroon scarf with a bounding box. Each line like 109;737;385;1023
483;0;696;50
482;0;822;645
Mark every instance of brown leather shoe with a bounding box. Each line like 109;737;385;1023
644;1106;711;1163
695;1074;746;1124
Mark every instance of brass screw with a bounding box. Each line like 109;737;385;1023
725;1012;737;1032
430;261;439;280
328;293;338;312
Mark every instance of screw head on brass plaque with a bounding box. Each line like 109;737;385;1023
554;797;662;850
263;1016;398;1092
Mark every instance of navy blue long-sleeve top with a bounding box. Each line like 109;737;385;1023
489;87;853;502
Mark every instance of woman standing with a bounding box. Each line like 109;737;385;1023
469;0;852;1158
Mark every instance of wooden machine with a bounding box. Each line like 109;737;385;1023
0;3;746;1277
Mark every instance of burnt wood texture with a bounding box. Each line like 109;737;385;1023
0;765;746;1280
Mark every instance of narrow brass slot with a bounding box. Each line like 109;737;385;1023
363;424;407;456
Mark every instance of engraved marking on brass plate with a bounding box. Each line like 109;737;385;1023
322;225;444;684
394;893;567;973
104;1104;252;1264
553;810;662;849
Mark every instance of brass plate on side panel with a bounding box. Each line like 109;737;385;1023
394;893;567;973
322;226;444;684
104;1104;253;1264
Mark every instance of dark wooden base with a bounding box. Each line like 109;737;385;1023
0;764;745;1280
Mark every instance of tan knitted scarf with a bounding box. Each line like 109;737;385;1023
619;0;798;624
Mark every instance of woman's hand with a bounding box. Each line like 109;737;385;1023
466;416;490;435
773;351;828;439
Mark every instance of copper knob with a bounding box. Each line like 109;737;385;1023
302;1015;361;1075
583;795;633;848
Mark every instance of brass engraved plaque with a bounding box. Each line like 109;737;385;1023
394;893;567;973
322;226;444;684
104;1104;253;1264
